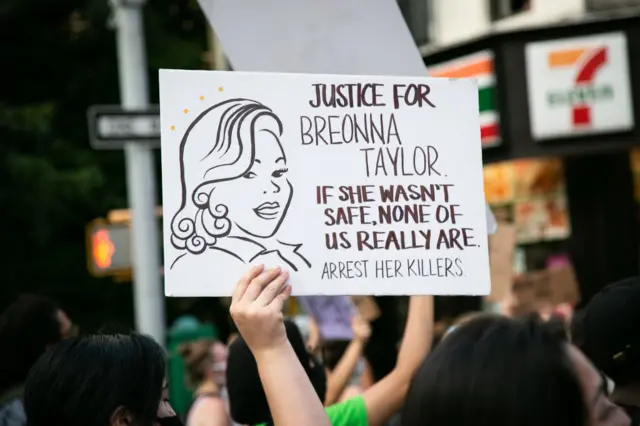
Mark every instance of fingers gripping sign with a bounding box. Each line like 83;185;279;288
230;265;292;354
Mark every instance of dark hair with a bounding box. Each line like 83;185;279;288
24;332;166;426
0;294;61;393
573;277;640;386
226;320;327;425
402;315;587;426
321;340;350;370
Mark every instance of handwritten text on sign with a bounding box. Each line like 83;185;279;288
159;70;489;296
302;84;479;281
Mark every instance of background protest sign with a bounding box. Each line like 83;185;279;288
487;222;516;302
160;69;490;296
298;296;355;340
196;0;424;76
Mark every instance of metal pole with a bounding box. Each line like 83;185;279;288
112;0;166;345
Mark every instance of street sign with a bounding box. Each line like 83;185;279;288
87;105;160;150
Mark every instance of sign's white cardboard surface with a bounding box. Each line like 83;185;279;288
160;69;491;297
196;0;498;235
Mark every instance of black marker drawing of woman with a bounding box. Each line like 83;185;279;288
169;98;311;272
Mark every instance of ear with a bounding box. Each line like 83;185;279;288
110;406;134;426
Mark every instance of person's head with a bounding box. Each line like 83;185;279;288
24;332;166;426
170;99;292;254
441;311;486;339
573;277;640;390
226;320;326;424
402;315;629;426
179;339;228;388
0;294;75;392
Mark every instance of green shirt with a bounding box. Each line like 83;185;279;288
255;395;368;426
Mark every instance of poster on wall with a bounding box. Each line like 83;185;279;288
487;222;516;302
525;32;634;140
160;70;490;297
430;51;502;148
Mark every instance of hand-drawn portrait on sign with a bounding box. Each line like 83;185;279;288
169;99;311;272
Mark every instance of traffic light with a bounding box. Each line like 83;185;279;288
92;228;115;269
86;220;132;277
85;209;164;279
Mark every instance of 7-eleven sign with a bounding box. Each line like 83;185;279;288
525;32;634;141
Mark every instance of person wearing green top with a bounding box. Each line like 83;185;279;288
226;273;434;426
255;395;368;426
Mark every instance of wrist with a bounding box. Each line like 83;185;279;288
353;337;367;346
252;340;293;364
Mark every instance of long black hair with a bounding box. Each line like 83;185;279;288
0;294;61;394
24;332;166;426
226;320;327;425
402;315;587;426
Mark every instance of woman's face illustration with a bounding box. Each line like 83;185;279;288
214;121;293;238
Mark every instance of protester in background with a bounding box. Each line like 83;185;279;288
24;332;183;426
573;277;640;425
228;265;331;426
0;294;75;426
227;265;434;426
402;314;629;426
321;315;372;405
180;340;231;426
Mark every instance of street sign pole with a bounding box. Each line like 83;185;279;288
112;0;166;345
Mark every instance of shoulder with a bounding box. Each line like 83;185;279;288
325;395;368;426
170;249;244;271
272;241;312;271
191;394;226;411
187;395;228;425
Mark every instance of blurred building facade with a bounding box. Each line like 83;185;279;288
400;0;640;49
398;0;640;311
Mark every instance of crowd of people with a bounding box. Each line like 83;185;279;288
1;264;639;426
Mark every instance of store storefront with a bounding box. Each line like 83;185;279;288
424;13;640;315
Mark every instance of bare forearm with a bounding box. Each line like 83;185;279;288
324;340;364;405
396;296;434;378
255;342;330;426
362;296;434;426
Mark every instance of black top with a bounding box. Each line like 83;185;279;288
619;404;640;426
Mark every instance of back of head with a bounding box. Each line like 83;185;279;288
575;277;640;386
0;294;60;393
226;320;326;424
24;332;165;426
179;339;215;388
402;315;587;426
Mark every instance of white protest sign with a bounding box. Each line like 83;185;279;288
160;70;490;297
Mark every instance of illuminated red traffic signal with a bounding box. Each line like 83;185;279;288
86;220;131;277
92;229;115;269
